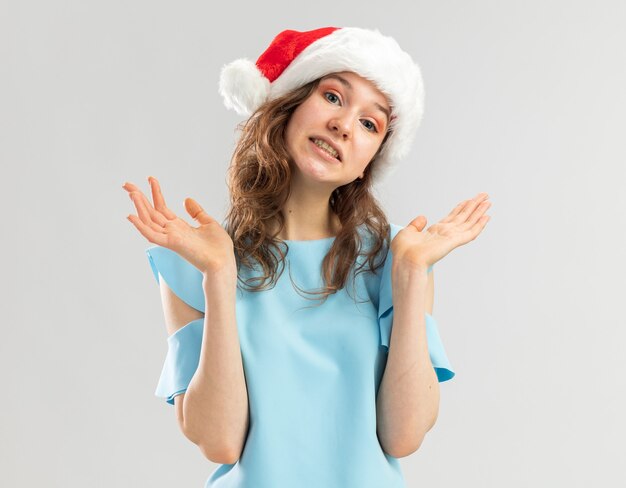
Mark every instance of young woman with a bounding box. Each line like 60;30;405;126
123;26;490;488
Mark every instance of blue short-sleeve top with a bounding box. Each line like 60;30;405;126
146;222;455;488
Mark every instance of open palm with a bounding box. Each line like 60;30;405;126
123;176;235;274
391;192;492;269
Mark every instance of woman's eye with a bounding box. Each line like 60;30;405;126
362;120;378;132
324;92;340;104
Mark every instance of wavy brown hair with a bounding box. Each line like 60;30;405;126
223;76;393;307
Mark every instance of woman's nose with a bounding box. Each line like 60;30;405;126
329;114;352;139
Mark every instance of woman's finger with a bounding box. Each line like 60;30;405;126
185;197;217;226
467;215;490;241
464;200;491;228
127;214;169;247
148;176;177;220
130;190;169;227
455;193;489;224
124;181;171;226
129;192;167;233
122;181;143;194
441;199;471;224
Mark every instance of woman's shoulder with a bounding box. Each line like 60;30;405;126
356;221;403;251
388;222;404;239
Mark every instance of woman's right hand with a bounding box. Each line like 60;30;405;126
123;176;235;276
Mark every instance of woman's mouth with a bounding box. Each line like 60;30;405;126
309;138;341;162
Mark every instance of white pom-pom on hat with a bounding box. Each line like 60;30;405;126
218;58;270;117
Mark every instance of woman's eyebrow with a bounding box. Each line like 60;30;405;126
374;103;391;125
324;73;352;90
322;74;390;124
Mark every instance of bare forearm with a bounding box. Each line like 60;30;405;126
182;268;249;460
376;263;439;458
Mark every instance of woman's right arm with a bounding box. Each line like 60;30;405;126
160;266;248;465
124;176;248;463
180;267;249;465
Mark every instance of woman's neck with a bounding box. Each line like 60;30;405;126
272;210;341;241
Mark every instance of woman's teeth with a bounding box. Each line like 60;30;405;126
312;139;339;159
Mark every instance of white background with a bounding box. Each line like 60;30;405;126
2;1;625;486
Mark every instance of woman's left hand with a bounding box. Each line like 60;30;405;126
391;192;492;270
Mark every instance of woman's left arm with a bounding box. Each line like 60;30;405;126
376;192;491;458
376;263;437;458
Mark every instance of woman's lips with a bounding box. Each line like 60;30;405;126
309;139;341;163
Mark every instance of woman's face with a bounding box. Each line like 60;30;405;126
284;71;390;187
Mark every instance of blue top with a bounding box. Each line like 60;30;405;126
146;223;455;488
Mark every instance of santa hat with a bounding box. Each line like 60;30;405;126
218;26;425;183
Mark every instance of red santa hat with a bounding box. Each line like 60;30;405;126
218;26;425;183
